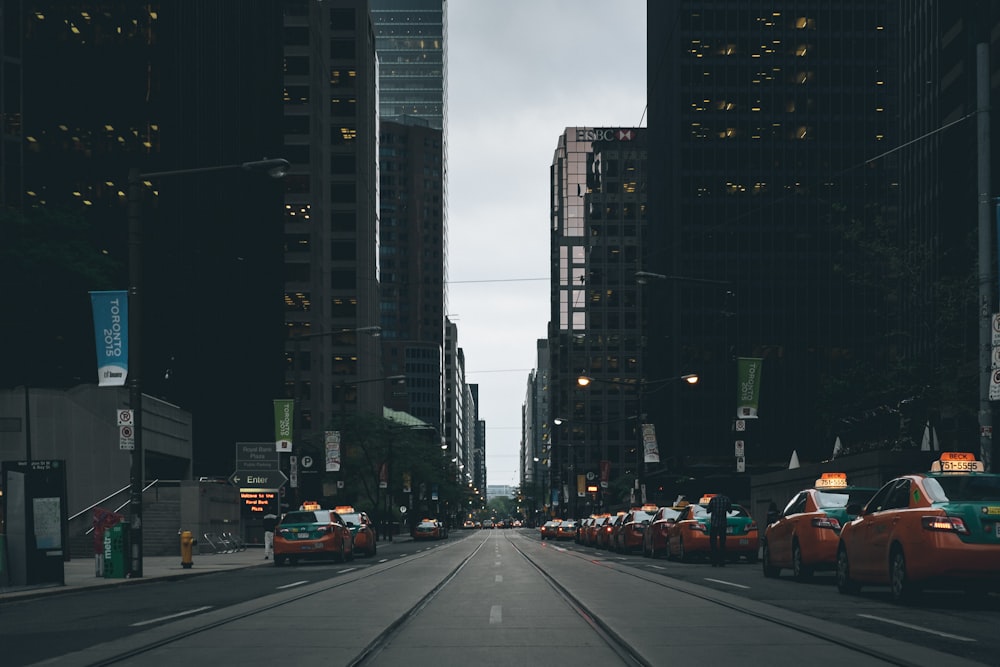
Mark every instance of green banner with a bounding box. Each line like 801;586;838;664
273;399;294;452
736;357;763;418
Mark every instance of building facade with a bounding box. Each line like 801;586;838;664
548;127;650;516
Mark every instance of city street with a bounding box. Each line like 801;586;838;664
2;529;995;666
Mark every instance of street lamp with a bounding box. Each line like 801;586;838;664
126;157;287;578
574;374;699;505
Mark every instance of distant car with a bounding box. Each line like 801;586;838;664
642;506;684;558
412;518;444;540
512;519;523;528
482;519;495;529
836;452;1000;602
540;520;561;540
463;520;476;529
665;497;758;563
586;514;611;546
596;514;623;550
613;507;656;554
761;473;876;579
332;506;377;557
273;508;354;566
556;520;579;540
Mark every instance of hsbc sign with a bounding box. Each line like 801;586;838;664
575;128;637;142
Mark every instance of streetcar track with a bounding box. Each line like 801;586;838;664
78;538;477;667
519;535;935;667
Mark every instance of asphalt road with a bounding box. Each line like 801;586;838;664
2;530;996;666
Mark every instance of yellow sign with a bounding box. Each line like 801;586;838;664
814;472;848;489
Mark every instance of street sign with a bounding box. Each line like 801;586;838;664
119;425;134;450
734;440;745;457
117;409;133;426
736;456;746;473
228;469;288;489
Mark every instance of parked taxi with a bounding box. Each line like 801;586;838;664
665;495;758;563
836;452;1000;602
761;473;877;579
273;506;354;566
576;516;595;543
333;505;377;557
540;519;561;540
613;505;657;553
585;514;611;546
642;504;686;558
597;512;625;550
556;519;579;540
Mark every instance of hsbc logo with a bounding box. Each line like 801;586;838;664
575;128;637;142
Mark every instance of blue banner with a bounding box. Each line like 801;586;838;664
89;291;128;387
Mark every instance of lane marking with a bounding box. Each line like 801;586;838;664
277;580;309;590
857;614;976;642
378;558;389;563
703;578;750;589
648;565;665;570
338;568;357;574
495;575;503;583
495;561;501;566
490;605;502;624
131;606;213;627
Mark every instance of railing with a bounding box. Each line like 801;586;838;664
68;479;161;535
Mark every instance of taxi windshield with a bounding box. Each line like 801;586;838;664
281;510;329;524
815;490;874;509
691;505;748;519
339;512;362;526
631;510;655;523
923;475;1000;502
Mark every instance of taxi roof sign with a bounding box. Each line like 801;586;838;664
931;452;985;473
334;505;357;514
698;494;717;504
814;472;848;489
300;501;321;510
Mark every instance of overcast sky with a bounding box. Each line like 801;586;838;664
446;1;648;488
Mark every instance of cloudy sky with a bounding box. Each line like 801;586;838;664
446;1;648;488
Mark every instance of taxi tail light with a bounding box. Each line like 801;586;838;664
810;517;841;531
745;521;757;534
688;523;707;533
921;516;969;534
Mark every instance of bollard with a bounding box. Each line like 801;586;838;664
180;530;197;569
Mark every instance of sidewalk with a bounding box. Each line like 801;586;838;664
0;534;415;603
0;546;270;603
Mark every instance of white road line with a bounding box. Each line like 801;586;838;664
495;561;501;566
276;580;309;590
130;606;213;627
648;565;665;570
490;605;502;624
378;558;389;563
338;568;356;574
703;578;750;589
495;575;503;583
857;614;976;642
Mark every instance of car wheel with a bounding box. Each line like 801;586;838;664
762;541;779;578
890;547;920;604
792;541;812;580
835;545;859;594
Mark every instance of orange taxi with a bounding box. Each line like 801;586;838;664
333;505;377;557
761;473;877;579
665;495;758;563
273;506;354;566
613;505;658;554
412;518;445;540
642;504;686;558
585;514;611;546
540;519;561;540
556;519;579;540
596;512;625;550
836;452;1000;603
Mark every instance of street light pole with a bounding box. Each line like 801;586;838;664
126;158;288;578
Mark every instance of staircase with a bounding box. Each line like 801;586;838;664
67;497;182;560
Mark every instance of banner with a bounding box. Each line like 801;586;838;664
325;431;341;471
736;357;763;418
577;474;586;498
273;399;294;452
89;291;128;387
402;472;412;494
378;462;388;489
642;423;660;463
600;459;610;489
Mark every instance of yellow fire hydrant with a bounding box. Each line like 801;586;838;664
180;530;196;569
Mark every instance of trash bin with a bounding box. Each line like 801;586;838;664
103;521;130;578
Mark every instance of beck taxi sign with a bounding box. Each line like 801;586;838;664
814;472;848;489
930;451;985;473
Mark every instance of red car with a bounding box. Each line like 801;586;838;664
597;513;625;550
642;505;684;558
613;506;657;553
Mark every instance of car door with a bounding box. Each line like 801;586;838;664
854;479;910;579
768;492;806;567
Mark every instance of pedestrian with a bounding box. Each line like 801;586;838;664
262;513;278;560
706;493;732;567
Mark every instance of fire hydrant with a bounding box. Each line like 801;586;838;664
180;530;196;569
